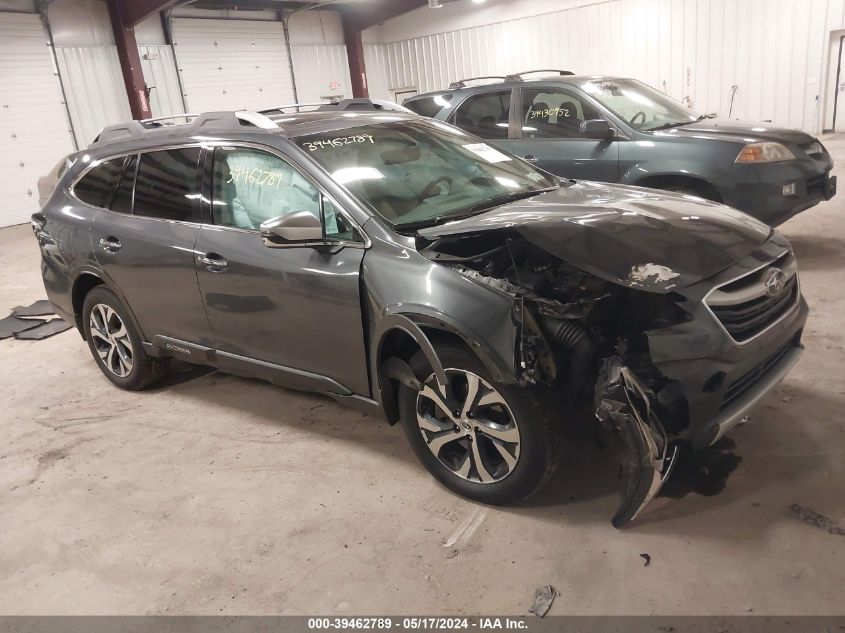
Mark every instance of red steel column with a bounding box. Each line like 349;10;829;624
106;0;152;120
341;16;368;99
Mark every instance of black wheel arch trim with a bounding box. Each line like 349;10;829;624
69;267;148;343
372;310;518;423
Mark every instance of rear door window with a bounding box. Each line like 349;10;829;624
451;90;511;139
73;157;125;208
133;148;201;222
109;154;137;214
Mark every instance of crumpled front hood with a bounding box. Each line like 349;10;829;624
419;181;774;293
658;118;816;145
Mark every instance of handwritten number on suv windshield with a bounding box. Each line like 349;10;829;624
303;135;375;152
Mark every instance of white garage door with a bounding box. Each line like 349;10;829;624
0;13;75;227
171;18;295;114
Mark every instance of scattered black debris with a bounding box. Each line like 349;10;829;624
0;315;41;340
12;300;55;318
790;503;845;535
14;319;72;340
527;585;556;618
660;438;742;498
658;626;674;632
639;553;651;566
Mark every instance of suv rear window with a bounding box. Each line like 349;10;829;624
73;157;125;208
133;148;201;222
405;94;452;118
451;90;511;139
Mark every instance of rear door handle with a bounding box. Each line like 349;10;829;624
98;236;122;253
523;154;538;163
197;252;229;273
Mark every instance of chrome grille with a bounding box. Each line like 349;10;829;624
706;251;799;343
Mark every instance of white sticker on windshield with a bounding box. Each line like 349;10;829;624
462;143;512;164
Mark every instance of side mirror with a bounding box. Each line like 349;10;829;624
260;211;323;245
580;119;614;140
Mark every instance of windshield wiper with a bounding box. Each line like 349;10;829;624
397;187;558;232
648;113;716;132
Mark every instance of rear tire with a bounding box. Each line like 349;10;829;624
82;287;169;390
398;343;561;505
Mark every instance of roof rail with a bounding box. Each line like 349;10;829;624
259;98;413;114
90;110;280;146
259;101;337;113
505;69;575;80
139;113;200;127
448;75;506;89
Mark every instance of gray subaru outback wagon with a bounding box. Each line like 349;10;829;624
405;71;836;225
33;100;807;526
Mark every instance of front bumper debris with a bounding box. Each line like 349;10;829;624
596;357;679;528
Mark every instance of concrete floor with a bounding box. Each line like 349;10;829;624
1;140;844;617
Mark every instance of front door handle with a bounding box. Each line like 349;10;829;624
98;236;122;253
197;252;229;273
523;154;538;163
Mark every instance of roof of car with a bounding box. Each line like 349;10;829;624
87;99;417;150
408;74;621;100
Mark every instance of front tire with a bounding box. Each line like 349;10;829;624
398;344;561;505
82;286;169;390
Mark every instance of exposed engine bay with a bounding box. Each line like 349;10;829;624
421;230;695;527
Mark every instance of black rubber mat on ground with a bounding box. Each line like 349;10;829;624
12;299;55;317
13;318;72;340
0;315;42;340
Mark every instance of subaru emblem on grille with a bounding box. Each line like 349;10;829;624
763;268;787;297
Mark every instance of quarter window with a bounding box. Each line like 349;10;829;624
133;148;201;222
405;94;453;118
211;147;321;231
73;157;125;208
451;90;511;139
519;89;604;139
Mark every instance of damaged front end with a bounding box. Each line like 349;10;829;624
420;229;696;527
595;358;679;528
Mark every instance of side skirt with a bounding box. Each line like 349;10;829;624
146;336;374;407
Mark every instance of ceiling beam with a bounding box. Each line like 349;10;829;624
121;0;184;27
335;0;427;31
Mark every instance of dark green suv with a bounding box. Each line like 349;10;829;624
404;70;836;225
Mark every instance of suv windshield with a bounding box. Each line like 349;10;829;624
295;119;555;229
580;78;699;131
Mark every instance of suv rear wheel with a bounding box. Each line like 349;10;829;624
398;344;561;505
82;287;169;390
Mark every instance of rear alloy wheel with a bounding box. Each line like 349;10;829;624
398;344;560;505
416;369;520;484
89;303;134;378
82;286;169;390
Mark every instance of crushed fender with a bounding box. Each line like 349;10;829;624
595;356;678;528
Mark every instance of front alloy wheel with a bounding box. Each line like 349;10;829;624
398;343;560;506
416;370;521;483
89;303;133;377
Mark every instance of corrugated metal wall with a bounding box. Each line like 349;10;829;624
55;45;131;146
0;12;75;227
139;45;187;120
290;44;352;102
366;0;845;133
171;18;295;112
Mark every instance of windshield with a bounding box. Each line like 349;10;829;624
295;119;556;229
580;78;698;131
